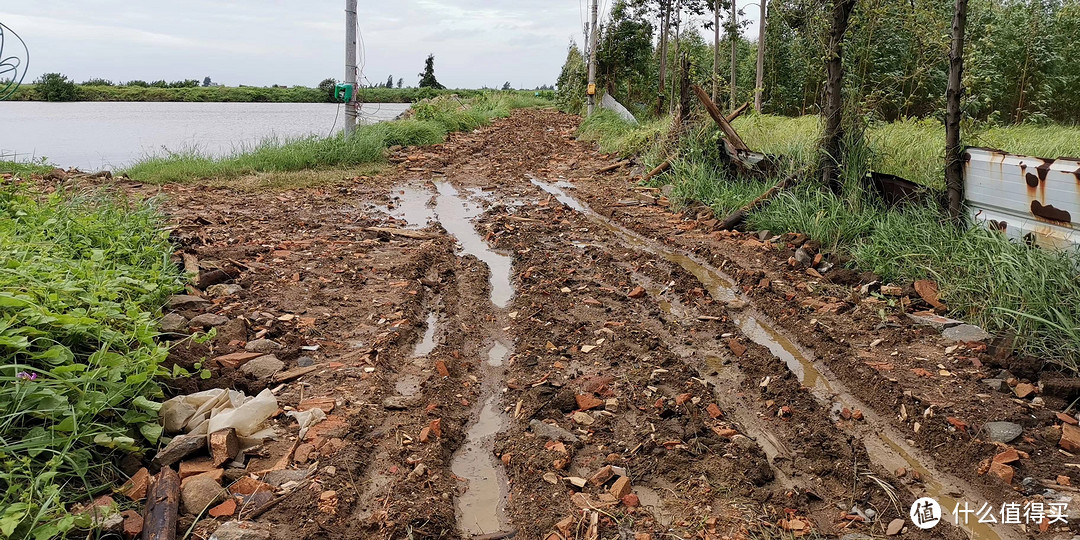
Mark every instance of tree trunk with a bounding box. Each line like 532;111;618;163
730;0;738;110
819;0;858;193
755;0;767;111
658;1;670;115
713;4;721;102
945;0;967;222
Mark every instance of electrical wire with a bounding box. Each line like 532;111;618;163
0;21;30;101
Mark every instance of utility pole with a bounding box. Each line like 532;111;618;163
344;0;358;135
730;0;738;110
945;0;968;222
587;0;599;116
712;4;720;102
754;0;766;112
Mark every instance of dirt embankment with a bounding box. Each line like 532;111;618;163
108;109;1076;540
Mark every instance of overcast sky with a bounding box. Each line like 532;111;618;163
1;1;760;89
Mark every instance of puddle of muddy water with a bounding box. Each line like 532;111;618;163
451;342;513;537
530;176;1017;540
414;312;439;357
433;181;515;309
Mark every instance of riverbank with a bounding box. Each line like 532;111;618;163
9;84;550;103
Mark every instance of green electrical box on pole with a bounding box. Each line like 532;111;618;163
334;83;354;104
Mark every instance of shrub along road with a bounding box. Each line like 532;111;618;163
85;108;1077;539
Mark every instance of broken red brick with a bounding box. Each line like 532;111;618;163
609;476;631;499
1058;475;1072;486
419;426;432;443
627;286;646;299
208;497;237;518
946;416;967;432
430;419;442;438
210;428;239;467
621;493;640;507
675;393;692;406
588;465;614;486
435;359;449;377
1058;412;1079;425
1014;383;1036;399
298;397;336;412
119;468;150;501
993;448;1020;464
989;462;1015;484
727;339;747;357
851;409;864;421
1060;423;1080;453
576;394;604;410
706;403;723;419
229;476;273;496
178;458;217;480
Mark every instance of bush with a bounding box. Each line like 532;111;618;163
32;73;77;102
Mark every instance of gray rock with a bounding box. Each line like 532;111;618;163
297;356;315;367
382;396;415;410
188;313;230;328
239;355;284;380
757;230;771;241
245;339;283;354
794;247;813;266
907;312;965;330
982;379;1008;392
839;535;873;540
943;324;991;342
153;434;206;467
210;521;271;540
529;419;579;443
206;284;243;298
260;468;311;487
215;317;248;344
983;421;1023;443
181;475;225;515
996;369;1016;381
160;313;189;333
168;295;211;311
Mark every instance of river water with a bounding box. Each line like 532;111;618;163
0;101;411;170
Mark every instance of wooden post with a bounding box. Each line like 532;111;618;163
141;468;180;540
945;0;968;222
692;85;749;152
727;102;750;122
678;54;692;125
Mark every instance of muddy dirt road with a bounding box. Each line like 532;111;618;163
140;109;1080;539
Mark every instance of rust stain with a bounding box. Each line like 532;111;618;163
989;220;1008;232
1026;173;1040;188
1031;200;1073;225
1037;159;1054;182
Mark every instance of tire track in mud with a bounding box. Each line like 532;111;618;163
516;177;1020;540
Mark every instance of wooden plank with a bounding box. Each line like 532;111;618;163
718;173;799;230
141;467;180;540
692;85;749;152
726;102;750;123
364;227;442;240
642;159;672;183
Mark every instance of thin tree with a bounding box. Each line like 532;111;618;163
418;54;445;89
945;0;967;221
819;0;858;192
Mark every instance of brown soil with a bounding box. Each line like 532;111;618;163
98;109;1079;539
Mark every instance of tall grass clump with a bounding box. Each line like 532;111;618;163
578;110;669;158
0;186;184;538
124;92;548;184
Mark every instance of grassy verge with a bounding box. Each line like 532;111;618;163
1;160;54;177
582;110;1080;371
124;92;551;184
0;185;184;538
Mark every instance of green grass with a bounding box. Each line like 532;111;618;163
0;186;184;538
0;160;54;177
124;92;551;184
579;111;1080;371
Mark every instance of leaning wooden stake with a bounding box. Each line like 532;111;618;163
692;85;749;152
719;173;800;231
642;159;673;183
596;160;630;174
726;102;750;123
142;467;180;540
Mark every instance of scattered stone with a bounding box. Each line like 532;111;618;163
993;448;1020;464
621;493;640;507
119;467;150;500
982;379;1008;392
382;396;414;410
572;411;594;425
1060;423;1080;453
213;351;263;369
942;324;991;343
588;466;613;486
208;498;237;518
727;339;747;357
179;458;218;479
529;419;579;442
851;409;864;421
609;476;631;499
1058;475;1071;486
706;403;723;419
983;421;1023;443
239;355;285;380
260;468;312;487
210;428;240;467
215;317;248;344
297;356;315;367
627;286;646;299
1057;412;1079;426
207;284;243;297
181;475;226;515
565;476;587;488
228;476;274;496
757;230;771;241
895;467;907;478
153;434;207;467
182;469;224;488
209;521;271;540
160;313;189;333
435;360;450;377
886;518;905;536
406;463;427;482
725;299;748;310
121;509;143;538
188;313;230;329
793;247;813;266
168;295;211;311
1014;383;1036;399
576;394;604;411
880;284;904;296
989;462;1015;484
244;339;283;353
906;311;964;329
543;472;560;484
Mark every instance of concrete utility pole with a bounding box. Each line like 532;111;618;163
587;0;599;116
345;0;358;135
712;5;720;102
755;0;766;111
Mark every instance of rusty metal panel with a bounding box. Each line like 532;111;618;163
964;147;1080;250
